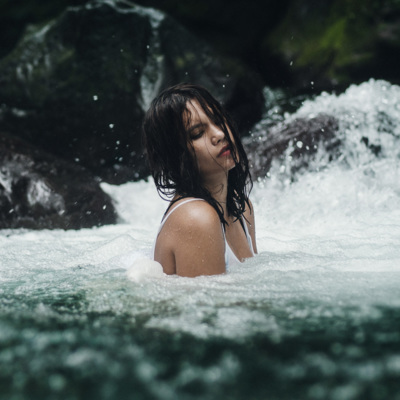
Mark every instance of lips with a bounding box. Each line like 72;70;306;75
218;144;231;157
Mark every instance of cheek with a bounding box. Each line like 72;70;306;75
192;142;209;161
195;152;210;170
193;147;217;174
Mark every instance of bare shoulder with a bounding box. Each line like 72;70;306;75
156;198;226;277
169;198;221;229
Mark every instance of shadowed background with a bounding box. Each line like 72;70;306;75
0;0;399;228
2;0;400;92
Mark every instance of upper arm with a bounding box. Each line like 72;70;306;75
157;203;226;277
244;199;257;254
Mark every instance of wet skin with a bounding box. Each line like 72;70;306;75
154;101;257;277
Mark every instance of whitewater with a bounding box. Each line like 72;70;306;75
1;79;400;400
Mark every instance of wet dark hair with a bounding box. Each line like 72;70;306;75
142;83;252;225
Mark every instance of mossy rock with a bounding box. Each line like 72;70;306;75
0;132;117;230
263;0;400;91
0;0;264;183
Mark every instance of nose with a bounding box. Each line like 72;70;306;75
210;125;225;145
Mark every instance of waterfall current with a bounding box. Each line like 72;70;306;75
1;80;400;400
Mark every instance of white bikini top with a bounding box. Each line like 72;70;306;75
152;198;255;268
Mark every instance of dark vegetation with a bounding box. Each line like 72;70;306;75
2;0;400;91
0;0;399;229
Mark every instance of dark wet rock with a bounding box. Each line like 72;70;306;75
264;0;400;92
0;132;117;229
244;114;341;179
125;0;400;92
0;0;264;184
3;0;400;94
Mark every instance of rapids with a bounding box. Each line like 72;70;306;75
1;79;400;400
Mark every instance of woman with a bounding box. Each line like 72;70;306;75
143;83;257;277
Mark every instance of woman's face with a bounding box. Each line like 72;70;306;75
184;100;236;182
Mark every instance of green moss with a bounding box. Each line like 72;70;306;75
174;52;196;69
296;18;347;68
265;0;388;86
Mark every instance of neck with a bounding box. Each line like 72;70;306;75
174;171;230;216
202;172;229;215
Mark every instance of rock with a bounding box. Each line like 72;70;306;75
244;113;341;179
3;0;400;95
0;0;264;184
0;132;117;229
263;0;400;92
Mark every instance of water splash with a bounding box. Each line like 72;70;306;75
1;80;400;399
253;79;400;184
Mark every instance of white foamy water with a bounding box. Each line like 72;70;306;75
1;80;400;342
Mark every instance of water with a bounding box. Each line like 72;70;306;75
1;80;400;400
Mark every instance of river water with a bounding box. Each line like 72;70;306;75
1;79;400;400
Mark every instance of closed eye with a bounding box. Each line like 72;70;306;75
188;122;207;140
191;130;204;140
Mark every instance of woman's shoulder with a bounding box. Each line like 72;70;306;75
156;197;226;277
166;197;220;227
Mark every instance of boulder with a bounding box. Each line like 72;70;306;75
0;132;117;229
0;0;264;184
263;0;400;92
244;113;341;180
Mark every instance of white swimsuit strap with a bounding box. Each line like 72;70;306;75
157;198;205;234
